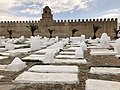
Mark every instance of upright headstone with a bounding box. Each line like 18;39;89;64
44;52;54;63
6;57;26;71
30;36;41;51
80;35;85;42
0;39;5;47
18;36;25;43
114;38;120;54
5;39;14;50
58;41;64;50
75;47;84;59
79;41;87;50
55;36;59;42
100;33;110;48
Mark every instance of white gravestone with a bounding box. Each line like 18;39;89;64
30;36;41;51
0;39;5;47
7;57;26;71
44;52;54;63
18;36;25;43
5;39;14;50
79;41;87;50
114;38;120;54
55;36;59;42
80;35;85;42
75;47;84;59
100;33;110;48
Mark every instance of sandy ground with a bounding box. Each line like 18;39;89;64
0;48;120;90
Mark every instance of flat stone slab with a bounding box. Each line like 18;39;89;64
0;52;10;56
89;67;120;74
14;71;78;84
90;51;117;55
22;54;45;61
14;44;29;48
67;47;78;50
87;46;102;49
90;48;110;52
0;65;7;71
115;55;120;58
86;79;120;90
53;59;87;64
0;75;5;80
34;48;58;54
0;56;9;60
0;48;6;52
6;48;31;54
66;45;79;47
59;51;75;55
55;55;76;59
28;65;78;73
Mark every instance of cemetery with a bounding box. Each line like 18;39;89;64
0;34;120;90
0;6;120;90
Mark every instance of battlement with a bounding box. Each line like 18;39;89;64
0;18;117;24
54;18;117;23
0;20;39;24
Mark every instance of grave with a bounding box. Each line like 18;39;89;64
5;39;15;50
28;65;78;73
6;48;31;55
0;56;9;60
14;71;78;84
89;67;120;74
75;47;84;59
30;36;41;51
0;75;4;80
55;55;76;59
90;50;117;55
53;59;87;64
34;48;58;55
100;33;110;48
86;79;120;90
60;51;75;55
6;57;27;71
22;54;45;61
0;65;7;71
114;38;120;54
44;52;54;63
78;41;87;50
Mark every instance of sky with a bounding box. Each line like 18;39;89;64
0;0;120;22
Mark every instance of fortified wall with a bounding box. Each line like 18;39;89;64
0;6;117;38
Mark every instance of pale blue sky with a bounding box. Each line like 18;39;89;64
0;0;120;22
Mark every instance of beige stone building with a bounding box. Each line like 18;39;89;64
0;6;118;38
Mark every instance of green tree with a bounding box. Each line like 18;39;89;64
7;29;14;39
72;29;79;37
92;24;101;39
26;24;39;36
48;29;54;38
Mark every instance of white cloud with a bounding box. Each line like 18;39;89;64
0;0;120;22
42;0;93;13
0;0;93;21
96;8;120;22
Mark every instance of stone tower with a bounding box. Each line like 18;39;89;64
41;6;53;21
